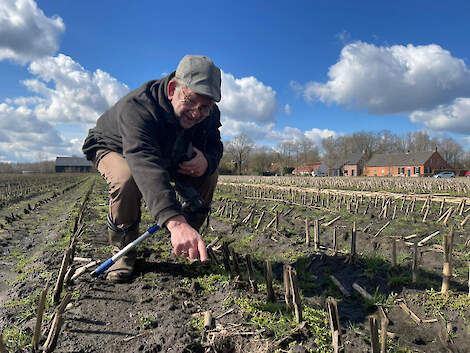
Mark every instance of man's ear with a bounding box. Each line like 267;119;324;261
168;79;176;99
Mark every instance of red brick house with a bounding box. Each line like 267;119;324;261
363;149;450;177
292;162;322;175
328;152;367;176
342;152;368;177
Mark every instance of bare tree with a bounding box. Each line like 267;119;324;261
225;133;254;175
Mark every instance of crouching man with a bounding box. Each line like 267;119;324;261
82;55;223;282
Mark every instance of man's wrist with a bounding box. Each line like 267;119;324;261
165;215;187;231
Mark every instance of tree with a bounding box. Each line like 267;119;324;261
248;146;276;175
225;133;254;175
439;137;463;167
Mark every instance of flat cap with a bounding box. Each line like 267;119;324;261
175;55;221;102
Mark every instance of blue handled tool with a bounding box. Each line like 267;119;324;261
91;224;160;277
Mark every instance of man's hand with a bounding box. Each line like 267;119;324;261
178;147;208;177
165;215;208;262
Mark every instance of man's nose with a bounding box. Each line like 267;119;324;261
189;108;203;118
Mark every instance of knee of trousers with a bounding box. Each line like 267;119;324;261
110;173;141;203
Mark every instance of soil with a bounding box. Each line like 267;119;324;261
1;174;469;353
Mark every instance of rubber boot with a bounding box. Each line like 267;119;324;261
106;228;139;282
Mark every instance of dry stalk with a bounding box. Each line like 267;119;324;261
32;275;52;351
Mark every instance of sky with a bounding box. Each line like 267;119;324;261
1;0;470;162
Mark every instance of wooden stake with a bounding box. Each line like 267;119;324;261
460;214;470;227
391;239;397;269
245;254;258;293
289;268;302;323
327;297;343;353
442;207;453;226
412;239;418;283
324;216;341;227
398;301;421;324
441;226;453;294
283;265;293;313
305;218;310;246
53;248;72;305
264;259;275;303
379;307;389;353
392;204;397;220
43;293;71;353
333;227;338;256
422;206;430;222
374;221;390;238
204;311;214;330
439;199;445;216
352;282;374;301
32;276;52;351
229;247;240;277
351;222;356;256
330;275;351;297
314;219;320;251
255;211;265;229
417;231;440;247
221;243;232;277
369;316;380;353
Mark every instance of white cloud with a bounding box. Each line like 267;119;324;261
25;54;129;124
284;104;291;115
299;41;470;115
221;118;336;147
219;71;278;123
0;0;65;64
0;99;73;161
410;98;470;134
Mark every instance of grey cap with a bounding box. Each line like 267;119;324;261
175;55;221;102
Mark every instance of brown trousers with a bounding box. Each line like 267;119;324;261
95;150;218;230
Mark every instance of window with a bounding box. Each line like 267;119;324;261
382;169;385;174
414;167;420;175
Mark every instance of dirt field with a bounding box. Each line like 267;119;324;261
1;174;469;353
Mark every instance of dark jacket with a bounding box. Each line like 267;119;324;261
82;72;223;226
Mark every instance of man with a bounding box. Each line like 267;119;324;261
82;55;223;282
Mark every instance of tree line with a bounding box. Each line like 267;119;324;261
221;130;470;175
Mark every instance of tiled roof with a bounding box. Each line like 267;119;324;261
293;163;321;173
366;151;434;167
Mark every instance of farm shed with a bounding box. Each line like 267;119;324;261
328;152;367;176
55;156;94;173
342;152;368;177
292;162;322;176
363;149;450;177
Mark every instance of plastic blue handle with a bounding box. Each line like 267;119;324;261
147;224;160;234
91;258;115;276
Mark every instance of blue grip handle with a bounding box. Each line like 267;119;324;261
91;258;115;276
147;224;160;234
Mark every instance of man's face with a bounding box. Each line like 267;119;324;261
169;84;213;129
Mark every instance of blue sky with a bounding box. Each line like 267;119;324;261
1;0;470;162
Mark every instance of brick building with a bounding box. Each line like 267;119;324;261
292;162;322;175
363;149;450;177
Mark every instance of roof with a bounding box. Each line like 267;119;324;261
268;163;281;172
55;156;93;167
365;151;434;167
343;152;365;166
330;152;365;169
293;163;322;173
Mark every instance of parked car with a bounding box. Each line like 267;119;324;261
465;171;470;177
433;171;455;178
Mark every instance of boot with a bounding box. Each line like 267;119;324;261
106;228;139;282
